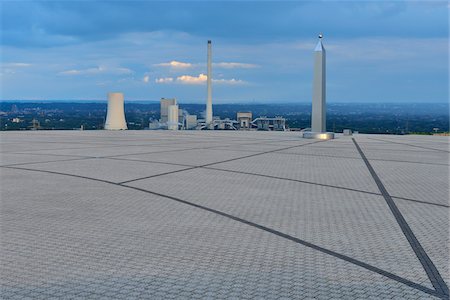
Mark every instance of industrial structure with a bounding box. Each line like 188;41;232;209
160;98;177;124
151;98;287;131
105;92;127;130
252;116;286;131
185;115;198;130
205;40;213;127
303;35;334;139
167;104;179;130
237;112;252;129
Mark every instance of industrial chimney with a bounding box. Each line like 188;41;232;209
205;40;213;126
105;92;127;130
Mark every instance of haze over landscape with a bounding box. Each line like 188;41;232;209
1;1;448;103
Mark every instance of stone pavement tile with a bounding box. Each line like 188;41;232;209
356;138;448;165
116;148;259;167
13;157;190;183
361;149;448;165
211;148;381;194
0;167;438;299
369;160;449;206
278;147;362;159
394;198;450;285
365;135;449;152
0;153;83;166
0;142;101;153
15;144;203;158
128;168;433;288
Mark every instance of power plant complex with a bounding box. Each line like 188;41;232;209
104;36;334;137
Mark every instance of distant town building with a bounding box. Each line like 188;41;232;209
31;118;40;130
11;117;21;123
160;98;177;123
237;112;252;129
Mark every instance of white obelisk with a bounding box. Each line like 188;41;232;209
205;40;213;126
105;92;127;130
304;34;334;139
312;34;326;133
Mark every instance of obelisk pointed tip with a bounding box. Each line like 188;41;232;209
314;34;324;52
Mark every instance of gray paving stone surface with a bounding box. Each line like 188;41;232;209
0;131;448;299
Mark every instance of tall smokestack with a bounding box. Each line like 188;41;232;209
105;92;127;130
206;40;213;125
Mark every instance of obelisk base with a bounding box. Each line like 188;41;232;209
303;132;335;140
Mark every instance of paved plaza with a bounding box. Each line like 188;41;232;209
0;131;449;299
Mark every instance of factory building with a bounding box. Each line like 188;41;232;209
237;112;252;129
167;105;179;130
252;117;286;131
185;115;198;130
160;98;177;124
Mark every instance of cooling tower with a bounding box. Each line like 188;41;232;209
105;92;127;130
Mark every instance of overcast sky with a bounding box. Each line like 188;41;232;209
0;1;448;103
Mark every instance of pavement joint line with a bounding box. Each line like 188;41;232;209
276;151;449;167
6;144;449;167
106;157;449;209
0;137;309;170
2;149;446;209
116;140;324;184
0;138;219;154
0;136;302;154
0;157;97;168
86;137;303;159
353;137;449;297
308;144;448;154
367;137;450;153
391;196;449;209
1;164;444;299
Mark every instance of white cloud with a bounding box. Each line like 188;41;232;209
59;66;133;76
213;62;259;69
155;60;192;68
177;73;207;84
143;75;150;83
155;77;174;83
175;73;246;85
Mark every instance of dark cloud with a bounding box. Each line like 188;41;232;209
1;1;447;48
